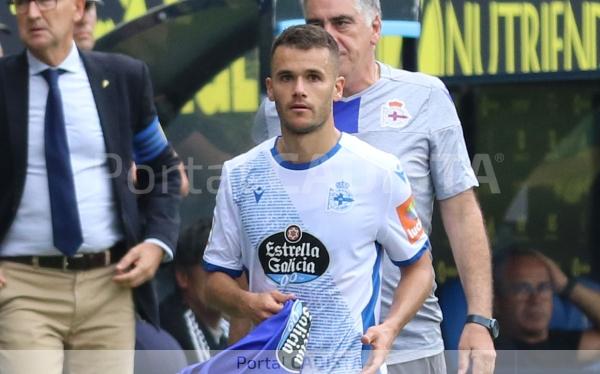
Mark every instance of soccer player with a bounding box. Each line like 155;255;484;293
253;1;496;373
203;24;433;373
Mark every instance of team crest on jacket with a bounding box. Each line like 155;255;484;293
276;300;311;373
258;225;330;285
327;181;354;212
381;99;411;128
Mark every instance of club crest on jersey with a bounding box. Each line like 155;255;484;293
327;181;354;212
381;99;411;128
276;300;311;373
396;196;425;244
258;225;330;285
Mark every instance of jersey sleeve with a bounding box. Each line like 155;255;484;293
202;163;244;277
376;162;430;267
427;84;479;200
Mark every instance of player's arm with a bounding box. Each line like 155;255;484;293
439;189;495;373
361;250;433;374
204;270;294;325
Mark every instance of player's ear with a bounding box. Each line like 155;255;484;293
333;75;344;102
370;14;382;46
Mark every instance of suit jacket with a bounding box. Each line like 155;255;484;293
0;49;182;326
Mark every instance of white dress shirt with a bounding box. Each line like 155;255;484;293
1;43;172;259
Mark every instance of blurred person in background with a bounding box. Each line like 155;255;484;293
73;0;190;197
73;0;100;51
494;248;600;354
160;218;229;365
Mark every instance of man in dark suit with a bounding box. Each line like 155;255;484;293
0;0;181;372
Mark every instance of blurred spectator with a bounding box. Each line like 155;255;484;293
160;218;229;364
494;248;600;352
72;0;191;197
74;0;101;51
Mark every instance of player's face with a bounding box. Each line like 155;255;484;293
266;46;343;135
304;0;380;79
17;0;84;60
497;256;553;339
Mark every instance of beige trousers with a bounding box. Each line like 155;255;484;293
0;260;135;374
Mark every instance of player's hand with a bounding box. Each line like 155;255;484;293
113;242;164;287
243;290;295;324
0;269;6;288
360;322;396;374
458;323;496;374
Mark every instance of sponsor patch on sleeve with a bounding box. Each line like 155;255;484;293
396;196;425;244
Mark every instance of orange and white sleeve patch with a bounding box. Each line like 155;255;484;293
396;196;425;244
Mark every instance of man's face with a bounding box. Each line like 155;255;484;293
496;256;554;339
17;0;84;57
74;1;96;50
266;46;343;136
304;0;380;78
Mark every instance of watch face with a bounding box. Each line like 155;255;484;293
491;319;500;339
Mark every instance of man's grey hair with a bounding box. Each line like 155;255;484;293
300;0;382;24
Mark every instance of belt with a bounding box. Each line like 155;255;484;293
0;241;127;271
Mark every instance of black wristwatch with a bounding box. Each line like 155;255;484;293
466;314;500;339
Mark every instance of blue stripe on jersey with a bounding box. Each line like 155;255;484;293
361;242;383;336
361;242;383;367
133;116;168;163
333;98;361;134
271;137;342;170
202;260;244;278
392;240;430;267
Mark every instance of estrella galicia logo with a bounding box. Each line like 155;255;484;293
276;300;311;373
327;181;354;212
258;225;330;285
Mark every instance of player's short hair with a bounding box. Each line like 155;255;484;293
301;0;381;24
271;24;340;70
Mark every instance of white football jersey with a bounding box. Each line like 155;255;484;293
204;133;430;373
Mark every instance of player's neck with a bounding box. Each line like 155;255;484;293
278;123;340;164
342;60;380;97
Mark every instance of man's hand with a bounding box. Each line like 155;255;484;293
242;290;295;324
536;252;568;292
113;242;164;287
360;322;397;374
458;323;496;374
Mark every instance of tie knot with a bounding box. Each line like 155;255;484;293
41;68;65;86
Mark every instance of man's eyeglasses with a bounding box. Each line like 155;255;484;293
9;0;57;14
506;281;554;298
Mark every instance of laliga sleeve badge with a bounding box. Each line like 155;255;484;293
276;300;312;373
380;99;411;128
396;196;425;244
